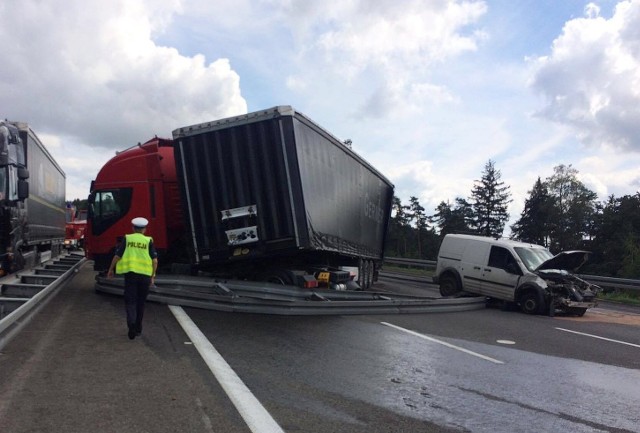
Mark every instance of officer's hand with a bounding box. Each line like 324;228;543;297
107;270;114;279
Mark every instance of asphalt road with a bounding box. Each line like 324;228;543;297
1;266;639;433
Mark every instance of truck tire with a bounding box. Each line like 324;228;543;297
519;291;544;315
365;260;374;290
439;274;461;297
266;271;293;285
358;259;373;291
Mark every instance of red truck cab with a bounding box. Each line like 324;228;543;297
86;137;185;271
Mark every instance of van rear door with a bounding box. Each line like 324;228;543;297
480;246;520;301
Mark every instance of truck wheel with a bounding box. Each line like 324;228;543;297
519;291;543;315
439;275;460;297
267;271;293;285
358;259;372;291
365;260;374;290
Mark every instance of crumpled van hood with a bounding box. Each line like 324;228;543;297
535;250;591;272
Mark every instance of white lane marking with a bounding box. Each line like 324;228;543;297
169;306;285;433
496;340;516;345
381;322;504;364
556;327;640;349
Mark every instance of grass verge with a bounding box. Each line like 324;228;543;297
598;289;640;306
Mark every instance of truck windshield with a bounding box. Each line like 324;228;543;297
90;188;132;235
514;246;554;272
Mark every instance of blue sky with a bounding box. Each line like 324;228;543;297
1;0;639;231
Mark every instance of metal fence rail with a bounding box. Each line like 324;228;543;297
384;257;640;292
95;275;487;315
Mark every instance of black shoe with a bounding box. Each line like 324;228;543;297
128;329;136;340
135;325;142;336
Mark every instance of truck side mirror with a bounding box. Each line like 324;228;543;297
18;167;29;180
17;180;29;201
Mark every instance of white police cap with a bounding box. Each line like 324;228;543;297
131;217;149;228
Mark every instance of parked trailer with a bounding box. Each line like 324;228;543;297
0;121;66;276
87;106;393;290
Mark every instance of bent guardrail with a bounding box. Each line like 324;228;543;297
95;275;486;315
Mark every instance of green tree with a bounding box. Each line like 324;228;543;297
620;233;640;278
469;160;512;238
431;198;474;237
545;164;597;252
408;196;429;258
588;193;640;276
386;196;412;256
510;177;554;246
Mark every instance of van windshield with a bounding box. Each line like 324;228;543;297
514;246;554;272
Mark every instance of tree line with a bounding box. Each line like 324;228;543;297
385;160;640;278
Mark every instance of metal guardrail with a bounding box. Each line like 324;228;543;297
0;253;86;350
384;257;640;292
385;257;436;270
95;275;486;315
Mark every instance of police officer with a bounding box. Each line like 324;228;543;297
107;217;158;340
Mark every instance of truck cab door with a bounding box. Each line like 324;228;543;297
480;246;521;301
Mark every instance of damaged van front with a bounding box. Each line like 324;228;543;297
515;249;600;316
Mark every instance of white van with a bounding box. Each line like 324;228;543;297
433;234;599;315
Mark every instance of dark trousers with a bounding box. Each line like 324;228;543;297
123;272;151;332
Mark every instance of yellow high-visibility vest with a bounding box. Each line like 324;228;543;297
116;233;153;276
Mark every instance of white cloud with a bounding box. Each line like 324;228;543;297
274;0;488;119
530;0;640;152
0;0;246;150
0;0;247;199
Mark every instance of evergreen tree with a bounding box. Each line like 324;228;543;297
469;160;512;238
409;196;428;258
387;196;412;256
620;233;640;278
431;198;474;237
545;164;597;252
588;193;640;276
510;177;554;246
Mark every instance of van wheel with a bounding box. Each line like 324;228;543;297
439;275;461;297
520;291;543;315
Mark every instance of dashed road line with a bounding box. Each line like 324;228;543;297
381;322;504;364
556;327;640;349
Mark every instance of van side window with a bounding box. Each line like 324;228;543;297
488;246;517;271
